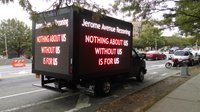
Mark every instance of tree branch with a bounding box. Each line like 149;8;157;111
178;10;200;20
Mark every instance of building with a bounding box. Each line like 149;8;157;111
132;21;142;38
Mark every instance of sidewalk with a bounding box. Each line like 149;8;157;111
146;73;200;112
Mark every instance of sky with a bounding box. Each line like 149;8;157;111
0;0;62;26
0;0;112;26
0;0;177;36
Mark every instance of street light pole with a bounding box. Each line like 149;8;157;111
155;38;157;50
4;33;8;58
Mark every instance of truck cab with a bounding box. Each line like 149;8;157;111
130;49;147;82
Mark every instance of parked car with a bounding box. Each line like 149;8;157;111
146;51;166;60
169;47;179;54
172;50;199;66
183;47;193;52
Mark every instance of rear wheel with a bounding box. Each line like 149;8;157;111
136;70;144;82
95;79;111;97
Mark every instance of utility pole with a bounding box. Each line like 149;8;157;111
195;39;198;49
155;38;157;50
4;33;8;58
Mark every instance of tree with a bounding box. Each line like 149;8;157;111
112;0;174;20
132;21;165;49
2;0;200;37
140;21;164;49
0;0;13;4
162;1;200;36
0;19;31;57
112;0;200;40
0;0;111;23
164;35;196;48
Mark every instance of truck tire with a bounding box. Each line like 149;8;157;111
95;79;111;97
136;70;144;82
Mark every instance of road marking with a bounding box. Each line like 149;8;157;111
148;67;163;71
14;71;29;74
65;94;91;112
0;73;34;79
0;93;79;112
149;75;153;79
149;72;158;75
161;73;167;77
0;70;31;74
148;64;165;71
0;89;46;100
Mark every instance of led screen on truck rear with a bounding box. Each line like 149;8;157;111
33;10;72;75
78;12;133;75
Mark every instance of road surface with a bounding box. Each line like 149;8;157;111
0;60;180;112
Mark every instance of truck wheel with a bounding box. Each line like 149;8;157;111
95;79;111;97
136;70;144;82
54;81;61;89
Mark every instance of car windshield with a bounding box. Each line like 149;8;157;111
174;51;189;56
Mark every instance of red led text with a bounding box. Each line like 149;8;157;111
95;48;123;55
41;46;60;54
98;58;119;65
85;35;127;46
37;34;66;43
43;57;58;66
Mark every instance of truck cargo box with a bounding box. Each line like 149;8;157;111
32;7;133;81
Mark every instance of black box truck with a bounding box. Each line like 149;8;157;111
32;7;147;96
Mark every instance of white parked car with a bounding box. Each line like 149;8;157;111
172;50;199;66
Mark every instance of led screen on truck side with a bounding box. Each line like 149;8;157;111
33;12;72;75
78;13;133;75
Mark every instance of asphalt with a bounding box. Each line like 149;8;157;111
1;62;200;112
146;73;200;112
0;63;33;79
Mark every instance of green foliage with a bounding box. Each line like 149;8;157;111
134;34;197;49
132;21;197;49
135;21;164;49
175;1;200;36
112;0;200;40
0;19;31;57
112;0;168;20
0;0;13;4
133;38;145;48
164;36;196;48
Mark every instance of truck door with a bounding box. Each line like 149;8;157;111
130;50;142;76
